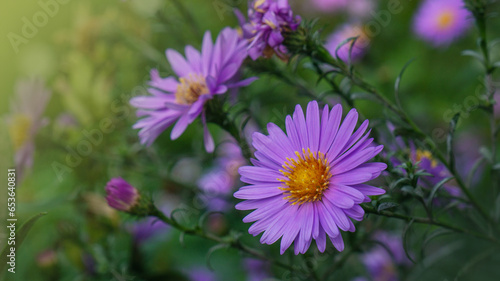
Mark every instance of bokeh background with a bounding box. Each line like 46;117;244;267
1;0;500;280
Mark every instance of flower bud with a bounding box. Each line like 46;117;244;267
105;177;140;212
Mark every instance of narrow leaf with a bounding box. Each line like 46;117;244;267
394;58;416;109
0;212;47;273
402;219;416;264
426;176;455;211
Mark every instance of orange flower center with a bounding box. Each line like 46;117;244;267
437;11;455;29
175;74;209;105
415;149;438;168
279;148;332;205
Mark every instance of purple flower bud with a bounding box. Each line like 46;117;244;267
105;177;140;212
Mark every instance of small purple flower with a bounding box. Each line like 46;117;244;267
360;232;410;281
236;0;301;60
234;101;387;254
130;28;256;152
105;177;140;212
413;0;471;47
326;23;370;62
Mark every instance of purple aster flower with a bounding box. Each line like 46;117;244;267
105;177;140;212
311;0;348;12
360;232;410;281
234;101;387;254
326;23;370;62
236;0;301;60
413;0;471;47
130;28;256;152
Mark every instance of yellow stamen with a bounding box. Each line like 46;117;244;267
437;11;455;29
416;149;438;168
8;114;32;150
278;148;332;205
263;19;276;29
175;74;209;105
254;0;266;12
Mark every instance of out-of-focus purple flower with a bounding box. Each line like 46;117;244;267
347;0;375;20
236;0;301;60
234;101;387;254
359;232;410;281
187;267;217;281
455;132;484;185
244;258;270;281
326;23;370;62
130;28;256;152
198;140;246;211
383;123;462;198
311;0;348;12
409;144;461;198
105;177;140;212
36;249;57;268
413;0;471;47
5;78;51;181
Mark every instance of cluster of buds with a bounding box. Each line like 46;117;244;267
237;0;301;60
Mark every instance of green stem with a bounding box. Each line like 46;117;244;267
151;209;296;272
206;99;253;160
322;249;353;280
362;205;499;244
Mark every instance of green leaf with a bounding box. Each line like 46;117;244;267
350;92;380;102
377;202;399;212
426;176;455;212
205;244;229;271
402;219;416;264
0;212;47;274
461;50;484;62
394;58;416;109
334;36;357;62
479;146;493;163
